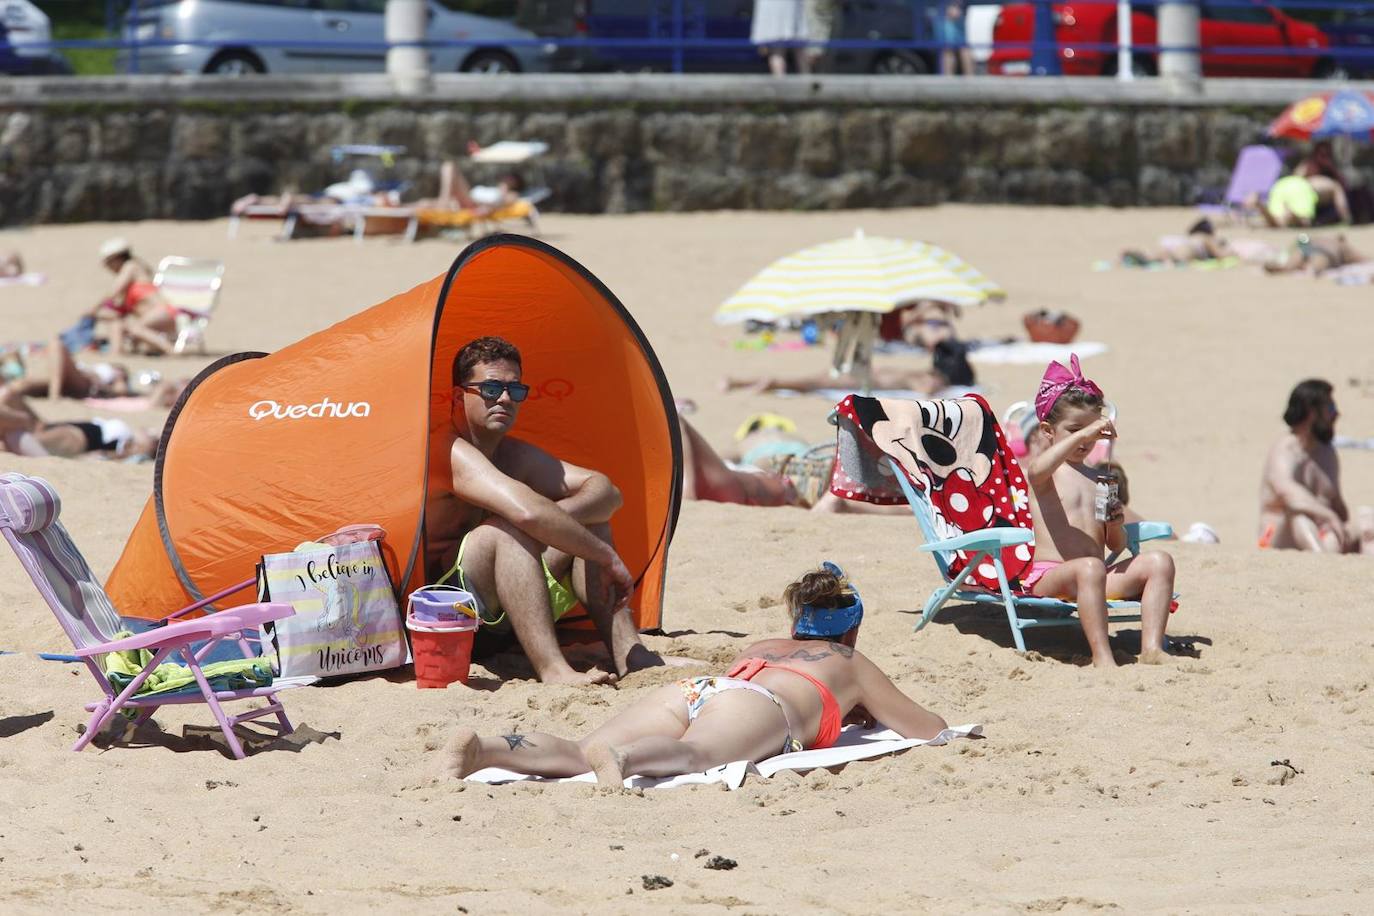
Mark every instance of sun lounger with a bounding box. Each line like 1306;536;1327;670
830;394;1174;653
0;473;308;759
153;256;224;355
1197;145;1284;225
405;190;550;242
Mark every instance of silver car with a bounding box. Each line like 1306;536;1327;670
119;0;552;75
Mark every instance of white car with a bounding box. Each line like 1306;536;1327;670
119;0;552;75
2;0;71;73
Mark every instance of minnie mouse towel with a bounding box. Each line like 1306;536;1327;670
831;393;1036;591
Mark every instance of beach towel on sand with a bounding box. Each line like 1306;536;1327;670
831;393;1035;592
465;724;981;790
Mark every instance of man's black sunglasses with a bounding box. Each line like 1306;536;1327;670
463;380;530;403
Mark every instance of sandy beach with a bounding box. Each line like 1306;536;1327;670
2;207;1373;913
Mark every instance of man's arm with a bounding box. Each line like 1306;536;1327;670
450;438;618;568
551;459;623;525
1266;446;1343;527
854;653;947;740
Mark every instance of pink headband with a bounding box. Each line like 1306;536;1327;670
1035;354;1103;421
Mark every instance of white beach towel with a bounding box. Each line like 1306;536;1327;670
771;385;980;401
465;723;982;791
968;341;1108;365
0;273;45;288
469;141;549;164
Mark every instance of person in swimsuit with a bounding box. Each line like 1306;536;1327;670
87;238;177;356
1258;379;1374;555
442;563;948;786
410;161;524;216
1121;218;1232;267
0;387;157;459
677;408;909;514
425;336;664;687
3;335;131;400
1024;356;1176;668
1263;233;1366;276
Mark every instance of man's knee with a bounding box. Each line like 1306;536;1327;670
471;517;542;554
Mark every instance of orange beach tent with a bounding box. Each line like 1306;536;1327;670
106;235;682;633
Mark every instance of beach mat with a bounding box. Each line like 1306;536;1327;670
83;396;152;412
968;341;1107;365
465;723;982;790
0;273;45;288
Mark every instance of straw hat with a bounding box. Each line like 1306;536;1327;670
98;237;131;261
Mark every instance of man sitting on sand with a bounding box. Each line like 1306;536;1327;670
443;564;947;786
426;336;664;686
1024;356;1176;668
1259;379;1373;554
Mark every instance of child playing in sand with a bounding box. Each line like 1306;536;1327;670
1024;355;1176;668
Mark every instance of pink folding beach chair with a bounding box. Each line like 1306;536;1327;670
0;473;304;760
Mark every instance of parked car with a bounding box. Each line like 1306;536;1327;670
1301;7;1374;79
1;0;73;74
989;0;1332;78
118;0;552;75
515;0;937;74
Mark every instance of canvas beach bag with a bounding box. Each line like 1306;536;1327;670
257;539;407;678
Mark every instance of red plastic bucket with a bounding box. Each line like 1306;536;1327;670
407;617;477;688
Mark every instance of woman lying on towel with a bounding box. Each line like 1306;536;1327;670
444;564;947;787
678;410;906;514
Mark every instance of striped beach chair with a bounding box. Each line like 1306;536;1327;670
0;473;304;760
153;257;224;356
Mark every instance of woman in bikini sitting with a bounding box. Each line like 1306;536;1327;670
443;564;948;787
88;238;177;355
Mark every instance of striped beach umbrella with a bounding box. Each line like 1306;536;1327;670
714;232;1005;325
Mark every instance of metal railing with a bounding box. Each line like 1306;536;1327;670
18;0;1374;79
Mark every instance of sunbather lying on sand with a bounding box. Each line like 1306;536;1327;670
443;564;947;786
1120;218;1231;267
678;409;907;514
1259;378;1374;554
0;387;157;459
1024;356;1176;668
1263;234;1366;276
86;238;177;356
410;161;524;216
721;321;976;396
1;337;189;406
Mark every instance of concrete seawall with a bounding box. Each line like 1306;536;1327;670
1;74;1369;224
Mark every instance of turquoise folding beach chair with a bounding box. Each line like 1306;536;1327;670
888;457;1173;652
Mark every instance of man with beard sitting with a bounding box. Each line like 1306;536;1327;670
1259;379;1373;554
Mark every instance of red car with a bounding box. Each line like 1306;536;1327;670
989;1;1332;78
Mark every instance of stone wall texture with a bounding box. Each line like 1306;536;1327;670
2;95;1371;224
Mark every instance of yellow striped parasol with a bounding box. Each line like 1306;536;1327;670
714;232;1005;325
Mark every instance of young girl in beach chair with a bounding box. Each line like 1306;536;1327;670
1024;356;1177;668
443;564;947;786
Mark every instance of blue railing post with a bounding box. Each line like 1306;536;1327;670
1030;0;1060;75
671;0;684;73
129;0;140;74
